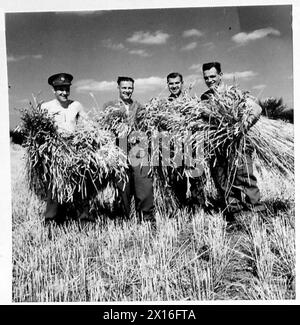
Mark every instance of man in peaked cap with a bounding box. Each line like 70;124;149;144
48;72;73;86
41;73;88;224
42;73;87;134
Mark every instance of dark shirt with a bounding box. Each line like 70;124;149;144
200;89;214;101
168;93;183;102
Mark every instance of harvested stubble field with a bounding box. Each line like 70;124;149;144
11;138;295;302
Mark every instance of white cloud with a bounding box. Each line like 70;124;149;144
180;41;198;51
134;76;165;92
232;27;281;45
102;39;125;51
129;49;151;57
189;63;202;73
75;76;165;93
127;30;170;45
202;42;216;49
75;79;116;92
252;84;266;90
7;54;43;62
188;67;258;82
184;74;203;86
222;71;258;80
102;39;152;57
182;29;203;38
7;55;24;62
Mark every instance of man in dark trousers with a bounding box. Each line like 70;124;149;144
201;62;265;220
103;76;155;226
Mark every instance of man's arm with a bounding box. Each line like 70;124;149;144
74;101;89;125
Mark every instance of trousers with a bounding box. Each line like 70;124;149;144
170;172;204;208
44;191;91;222
211;150;264;214
116;164;155;222
44;191;66;223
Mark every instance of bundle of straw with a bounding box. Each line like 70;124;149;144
193;86;294;178
136;93;214;205
136;97;183;132
137;85;294;203
97;104;134;138
21;103;128;208
248;116;294;176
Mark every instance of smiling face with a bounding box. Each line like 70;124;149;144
203;67;223;91
53;85;70;104
167;76;183;97
118;80;134;102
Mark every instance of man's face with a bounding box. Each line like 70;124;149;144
118;81;134;102
167;76;183;97
53;85;70;103
203;67;222;91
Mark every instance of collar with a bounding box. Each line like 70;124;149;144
168;93;182;101
119;98;133;106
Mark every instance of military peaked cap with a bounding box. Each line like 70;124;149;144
48;73;73;86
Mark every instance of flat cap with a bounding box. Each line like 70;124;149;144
48;73;73;86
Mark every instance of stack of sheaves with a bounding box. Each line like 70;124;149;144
184;86;294;178
137;85;294;204
248;116;294;177
97;103;134;137
136;93;214;209
21;103;128;211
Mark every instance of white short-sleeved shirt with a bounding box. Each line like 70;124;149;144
41;99;85;133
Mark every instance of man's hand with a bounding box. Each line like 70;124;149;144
244;97;262;131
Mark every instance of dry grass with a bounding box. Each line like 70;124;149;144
11;144;295;302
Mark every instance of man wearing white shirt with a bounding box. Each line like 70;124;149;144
41;73;87;223
41;73;86;134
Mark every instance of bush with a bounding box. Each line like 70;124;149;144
259;97;293;123
10;126;26;145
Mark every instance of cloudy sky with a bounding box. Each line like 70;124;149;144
5;5;293;128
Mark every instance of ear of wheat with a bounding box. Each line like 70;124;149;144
21;103;128;213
